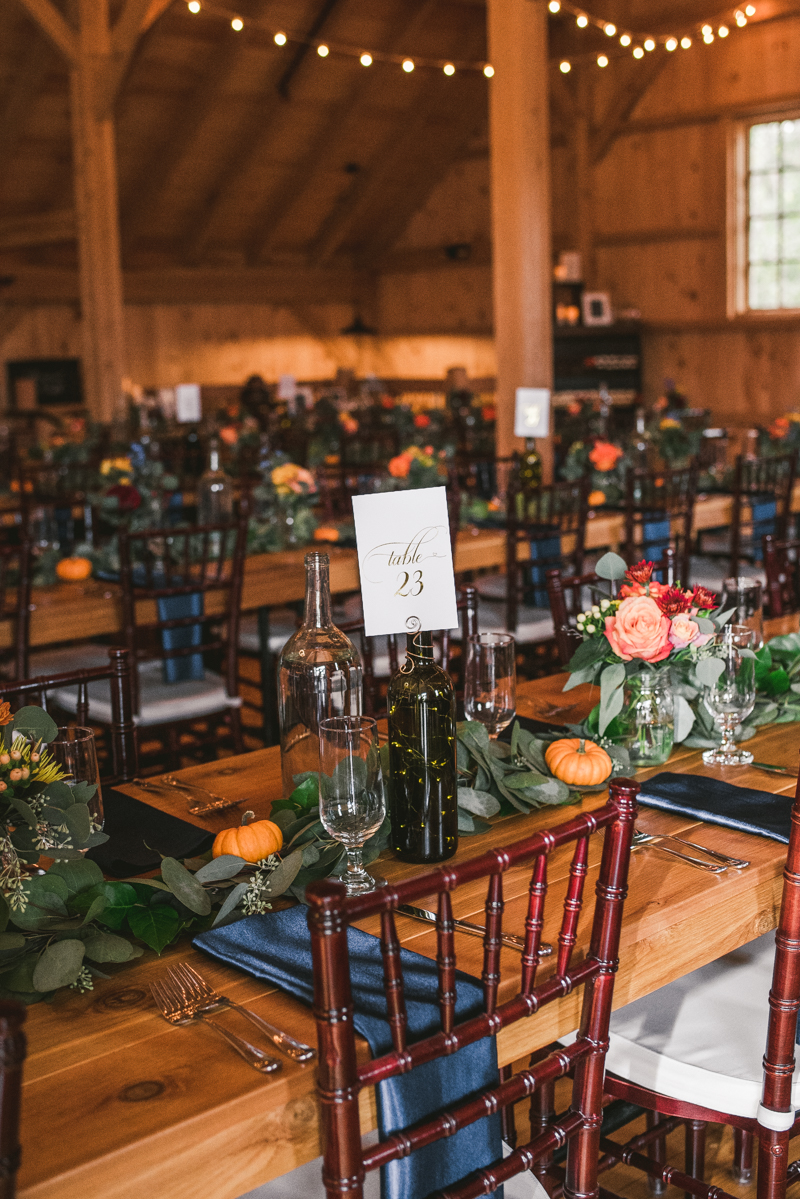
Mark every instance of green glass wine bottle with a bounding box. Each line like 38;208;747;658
387;630;458;863
519;438;542;487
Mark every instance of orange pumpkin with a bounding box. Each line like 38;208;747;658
544;738;613;787
55;556;92;581
212;815;283;862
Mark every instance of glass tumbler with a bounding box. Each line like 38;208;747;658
50;727;104;835
702;625;757;766
464;633;517;738
319;716;386;896
721;578;764;649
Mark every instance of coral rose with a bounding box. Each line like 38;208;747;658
219;425;238;446
669;613;711;650
619;579;668;599
604;595;671;663
389;452;412;479
588;441;624;472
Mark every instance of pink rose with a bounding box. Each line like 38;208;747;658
605;595;672;663
669;613;712;650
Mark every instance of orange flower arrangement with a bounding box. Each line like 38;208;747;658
588;441;624;472
413;412;431;429
587;489;606;507
0;702;11;728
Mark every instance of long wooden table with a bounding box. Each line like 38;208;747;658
21;673;800;1199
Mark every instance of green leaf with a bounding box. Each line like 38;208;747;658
127;905;180;954
269;807;299;830
33;939;85;992
212;882;249;927
458;809;476;833
762;669;790;697
673;695;695;743
47;859;104;897
69;780;97;804
566;636;609;674
8;795;38;829
456;788;501;817
564;665;601;691
524;778;572;805
0;895;8;934
503;772;549;791
193;855;247;884
42;780;74;810
696;657;725;687
262;848;304;897
595;551;628;581
287;777;319;811
458;721;491;754
599;662;626;734
63;803;91;845
72;881;137;930
510;721;520;759
160;857;212;916
11;706;58;743
694;616;716;634
82;932;137;963
0;933;24;951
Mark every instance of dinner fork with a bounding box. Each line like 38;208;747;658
133;775;242;816
150;978;281;1073
167;962;315;1062
632;831;727;873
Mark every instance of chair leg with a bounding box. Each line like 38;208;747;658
499;1065;517;1149
684;1119;706;1199
229;706;244;755
732;1128;754;1184
757;1127;790;1199
528;1048;557;1190
646;1111;668;1196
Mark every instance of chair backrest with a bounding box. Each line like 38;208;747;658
547;548;676;668
307;778;639;1199
624;464;697;587
0;647;138;783
731;452;797;577
118;512;248;716
0;1001;25;1199
763;534;800;619
341;585;479;716
0;541;31;682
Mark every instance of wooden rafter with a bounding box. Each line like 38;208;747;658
13;0;77;63
0;209;76;250
276;0;345;100
591;55;669;165
180;0;348;265
0;33;53;166
246;0;439;265
101;0;170;112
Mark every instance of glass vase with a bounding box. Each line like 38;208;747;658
613;670;674;767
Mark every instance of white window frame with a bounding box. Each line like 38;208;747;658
727;108;800;318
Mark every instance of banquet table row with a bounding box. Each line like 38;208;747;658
0;488;775;652
21;672;800;1199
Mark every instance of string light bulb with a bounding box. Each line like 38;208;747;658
231;16;243;30
666;37;678;50
548;1;561;11
360;52;372;65
560;59;571;72
681;35;692;47
187;1;200;11
576;14;588;27
402;58;414;72
735;9;747;24
719;24;729;36
604;23;616;36
443;62;455;75
644;38;655;50
745;4;756;14
703;30;714;42
317;43;329;56
483;64;494;77
702;24;712;34
597;54;608;66
633;45;644;57
274;31;286;44
620;33;631;46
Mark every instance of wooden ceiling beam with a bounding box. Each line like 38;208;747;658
0;33;53;166
275;0;344;100
0;209;76;250
180;0;348;266
100;0;171;113
246;0;439;266
13;0;77;63
590;55;669;165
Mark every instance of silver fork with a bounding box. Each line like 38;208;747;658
150;977;281;1073
167;962;315;1063
133;775;243;816
632;831;727;873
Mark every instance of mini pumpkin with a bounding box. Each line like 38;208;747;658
55;556;92;581
212;814;283;862
545;737;613;787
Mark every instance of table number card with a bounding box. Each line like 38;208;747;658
352;487;458;637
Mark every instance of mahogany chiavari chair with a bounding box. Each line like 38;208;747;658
340;585;479;716
0;647;138;783
763;533;800;621
623;465;697;587
307;778;640;1199
0;1003;25;1199
699;452;797;580
596;776;800;1199
0;541;31;683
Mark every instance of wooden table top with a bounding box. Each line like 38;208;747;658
20;672;800;1199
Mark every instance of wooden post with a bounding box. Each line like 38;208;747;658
575;73;594;291
69;0;126;423
487;0;553;480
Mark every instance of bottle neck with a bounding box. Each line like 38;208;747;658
208;447;220;473
407;629;434;661
303;552;333;628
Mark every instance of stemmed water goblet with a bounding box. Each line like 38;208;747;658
318;716;386;896
701;624;757;766
50;727;104;835
464;633;517;739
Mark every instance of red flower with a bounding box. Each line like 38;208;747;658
381;396;395;410
219;425;238;446
655;587;692;617
481;405;496;422
413;412;431;429
691;585;718;610
107;483;142;511
625;560;654;585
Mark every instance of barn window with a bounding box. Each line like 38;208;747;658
743;118;800;310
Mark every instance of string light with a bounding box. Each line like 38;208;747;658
620;33;631;45
746;4;756;13
681;35;692;47
274;30;286;44
702;24;712;34
644;37;655;50
666;36;678;49
719;24;729;36
317;43;329;56
632;45;644;57
187;1;200;11
402;58;414;72
231;16;243;30
576;14;588;27
604;23;616;35
560;59;571;72
597;53;608;66
443;62;455;75
548;1;561;10
735;10;747;24
360;52;372;65
483;64;494;77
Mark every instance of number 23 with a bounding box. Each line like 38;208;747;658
396;570;423;597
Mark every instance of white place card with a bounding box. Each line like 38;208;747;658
277;373;296;399
175;383;202;423
514;387;550;438
352;487;458;637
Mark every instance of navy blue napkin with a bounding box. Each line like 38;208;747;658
87;788;213;876
194;905;504;1199
642;513;671;568
157;591;205;683
528;526;562;607
638;772;793;842
749;495;777;562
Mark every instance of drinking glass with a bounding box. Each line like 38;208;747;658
50;727;104;834
319;716;386;896
702;625;757;766
721;578;764;648
464;633;516;738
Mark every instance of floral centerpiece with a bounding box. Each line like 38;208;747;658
757;411;800;458
384;445;448;490
248;454;319;551
560;438;629;507
562;552;734;762
87;450;180;575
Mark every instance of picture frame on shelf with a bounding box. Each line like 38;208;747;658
582;292;613;326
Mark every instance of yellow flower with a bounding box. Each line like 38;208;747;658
659;418;681;430
789;412;800;423
100;456;133;476
588;489;606;507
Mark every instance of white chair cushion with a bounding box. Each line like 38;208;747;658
50;658;240;727
478;600;554;645
602;930;800;1120
239;609;299;655
241;1139;548;1198
689;556;765;596
29;644;113;677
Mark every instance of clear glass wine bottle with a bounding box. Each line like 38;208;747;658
278;551;363;797
197;438;233;525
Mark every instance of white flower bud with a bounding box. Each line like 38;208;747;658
600;599;610;611
586;623;596;634
592;605;601;615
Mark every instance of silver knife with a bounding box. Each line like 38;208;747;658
751;762;799;778
396;904;552;956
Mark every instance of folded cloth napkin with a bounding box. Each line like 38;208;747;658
638;772;794;843
157;590;205;683
641;513;671;570
749;494;777;563
194;905;504;1199
87;788;214;877
528;526;562;608
499;714;568;740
